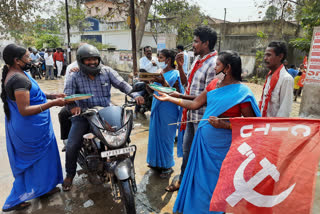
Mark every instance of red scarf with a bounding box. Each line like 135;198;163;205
259;64;283;117
180;51;217;131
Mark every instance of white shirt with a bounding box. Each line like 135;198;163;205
261;66;294;117
64;61;78;88
182;51;189;74
139;56;159;73
44;53;54;66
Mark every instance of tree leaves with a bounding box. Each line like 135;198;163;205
0;0;41;38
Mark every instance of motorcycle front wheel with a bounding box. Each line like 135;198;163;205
118;179;136;214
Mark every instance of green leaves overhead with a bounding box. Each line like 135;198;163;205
153;0;206;45
290;0;320;52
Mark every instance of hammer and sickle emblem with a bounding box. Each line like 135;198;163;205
226;142;296;207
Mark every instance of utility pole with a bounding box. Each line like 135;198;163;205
130;0;138;77
65;0;71;64
218;8;227;52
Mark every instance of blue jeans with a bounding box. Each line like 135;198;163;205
179;122;198;181
66;116;89;178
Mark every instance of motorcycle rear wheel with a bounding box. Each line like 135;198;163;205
118;179;136;214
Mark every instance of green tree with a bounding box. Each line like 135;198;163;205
0;0;43;41
35;34;61;50
95;0;153;49
289;0;319;52
255;0;296;21
263;5;278;20
153;0;207;45
57;2;89;31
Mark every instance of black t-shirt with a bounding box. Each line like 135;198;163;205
5;73;32;101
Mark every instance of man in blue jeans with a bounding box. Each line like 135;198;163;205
165;26;218;192
62;44;144;191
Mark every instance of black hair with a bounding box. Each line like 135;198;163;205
1;44;27;120
194;26;217;51
41;48;45;51
297;71;302;76
160;49;177;68
290;64;295;69
267;41;287;63
218;50;242;81
177;45;184;51
143;46;152;52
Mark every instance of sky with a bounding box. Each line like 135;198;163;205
195;0;267;22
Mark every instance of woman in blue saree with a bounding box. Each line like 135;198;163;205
1;44;66;212
147;49;184;178
155;51;261;213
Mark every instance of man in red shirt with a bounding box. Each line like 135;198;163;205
53;48;64;78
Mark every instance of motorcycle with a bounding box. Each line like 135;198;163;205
134;69;153;114
76;82;145;214
30;60;43;79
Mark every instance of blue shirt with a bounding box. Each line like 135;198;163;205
287;68;298;78
65;66;139;110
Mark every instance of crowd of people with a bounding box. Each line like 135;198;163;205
1;25;298;213
26;47;68;80
284;61;307;102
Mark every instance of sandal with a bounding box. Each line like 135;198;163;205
62;177;73;192
2;201;31;212
40;187;60;199
159;168;174;179
165;180;180;192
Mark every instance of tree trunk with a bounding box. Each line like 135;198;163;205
135;0;153;51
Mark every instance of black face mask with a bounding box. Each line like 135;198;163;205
216;66;226;81
19;59;32;71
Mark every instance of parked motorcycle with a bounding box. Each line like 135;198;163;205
30;60;43;79
134;69;153;114
76;82;145;214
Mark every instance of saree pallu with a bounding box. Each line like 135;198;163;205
147;69;184;168
3;72;63;210
173;83;261;214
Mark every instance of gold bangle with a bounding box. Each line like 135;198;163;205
177;98;183;104
229;123;232;129
39;104;43;112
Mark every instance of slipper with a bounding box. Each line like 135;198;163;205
2;201;31;212
159;168;174;179
165;180;180;192
62;177;73;192
40;187;60;199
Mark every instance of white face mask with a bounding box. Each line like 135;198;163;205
158;61;167;70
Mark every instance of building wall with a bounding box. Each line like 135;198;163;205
67;29;176;51
212;20;305;75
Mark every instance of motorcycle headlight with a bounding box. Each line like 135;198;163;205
102;123;129;148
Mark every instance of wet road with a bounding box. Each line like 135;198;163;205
0;77;181;214
0;77;319;213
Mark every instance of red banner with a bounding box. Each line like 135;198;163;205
210;118;320;214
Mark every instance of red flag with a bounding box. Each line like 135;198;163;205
210;118;320;214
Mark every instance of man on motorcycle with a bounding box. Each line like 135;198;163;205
62;44;144;191
30;48;42;62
